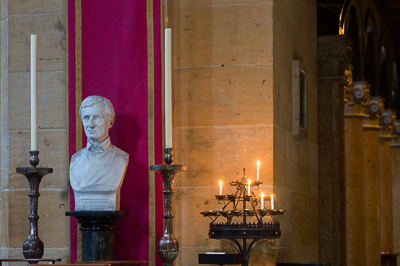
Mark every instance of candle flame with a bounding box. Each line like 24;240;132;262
248;179;251;185
219;180;223;187
271;194;274;199
261;193;264;199
257;160;260;167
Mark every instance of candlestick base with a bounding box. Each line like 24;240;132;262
150;148;187;266
16;151;53;260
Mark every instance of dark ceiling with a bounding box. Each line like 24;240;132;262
374;0;400;43
318;0;400;46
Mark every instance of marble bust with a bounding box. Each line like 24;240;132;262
70;96;129;211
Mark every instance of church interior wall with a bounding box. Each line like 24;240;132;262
171;0;277;265
272;0;319;263
0;0;69;263
0;0;399;265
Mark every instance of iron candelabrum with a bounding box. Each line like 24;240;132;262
200;168;285;266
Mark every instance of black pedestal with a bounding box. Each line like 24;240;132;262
276;262;332;266
66;211;126;261
199;254;243;265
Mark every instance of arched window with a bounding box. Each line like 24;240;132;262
392;62;399;112
364;26;377;94
379;46;389;107
347;5;361;81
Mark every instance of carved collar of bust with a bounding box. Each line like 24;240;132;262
87;136;111;152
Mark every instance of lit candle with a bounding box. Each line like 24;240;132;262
261;193;264;209
219;180;223;195
165;28;173;148
257;160;260;181
270;194;274;210
248;179;251;196
31;34;37;151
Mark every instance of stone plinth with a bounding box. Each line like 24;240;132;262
392;121;400;254
66;211;126;261
379;109;396;253
317;34;352;266
363;96;384;266
344;81;369;266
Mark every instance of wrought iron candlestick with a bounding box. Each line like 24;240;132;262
150;148;187;266
16;151;53;259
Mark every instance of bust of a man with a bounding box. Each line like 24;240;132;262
70;96;129;211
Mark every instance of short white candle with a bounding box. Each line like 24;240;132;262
31;34;37;151
248;179;251;196
165;28;173;148
270;194;274;210
257;160;260;181
219;180;223;195
261;193;264;209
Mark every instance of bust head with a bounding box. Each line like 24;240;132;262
79;96;115;143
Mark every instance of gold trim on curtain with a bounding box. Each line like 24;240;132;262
75;0;83;261
147;0;156;265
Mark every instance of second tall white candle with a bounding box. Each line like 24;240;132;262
165;28;173;149
31;34;37;151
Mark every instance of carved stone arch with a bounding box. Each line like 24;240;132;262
364;8;379;95
340;0;365;81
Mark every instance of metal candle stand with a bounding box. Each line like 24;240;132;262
150;148;187;266
16;151;53;260
200;169;285;266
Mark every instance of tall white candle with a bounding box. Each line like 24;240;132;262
270;194;274;210
31;34;37;151
219;180;223;195
248;179;251;196
261;193;264;209
257;160;260;181
165;28;173;148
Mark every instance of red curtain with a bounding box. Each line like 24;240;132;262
68;1;163;264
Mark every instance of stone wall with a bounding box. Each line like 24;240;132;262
272;0;319;262
0;0;69;263
172;0;318;265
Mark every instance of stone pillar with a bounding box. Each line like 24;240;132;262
317;35;352;266
363;96;384;266
391;121;400;254
379;109;396;254
344;81;369;266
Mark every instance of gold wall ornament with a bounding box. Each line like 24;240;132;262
344;81;370;117
380;109;397;138
344;64;354;85
391;120;400;147
364;96;385;128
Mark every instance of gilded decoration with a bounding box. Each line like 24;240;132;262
380;109;396;138
344;81;370;117
391;121;400;147
364;96;385;128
